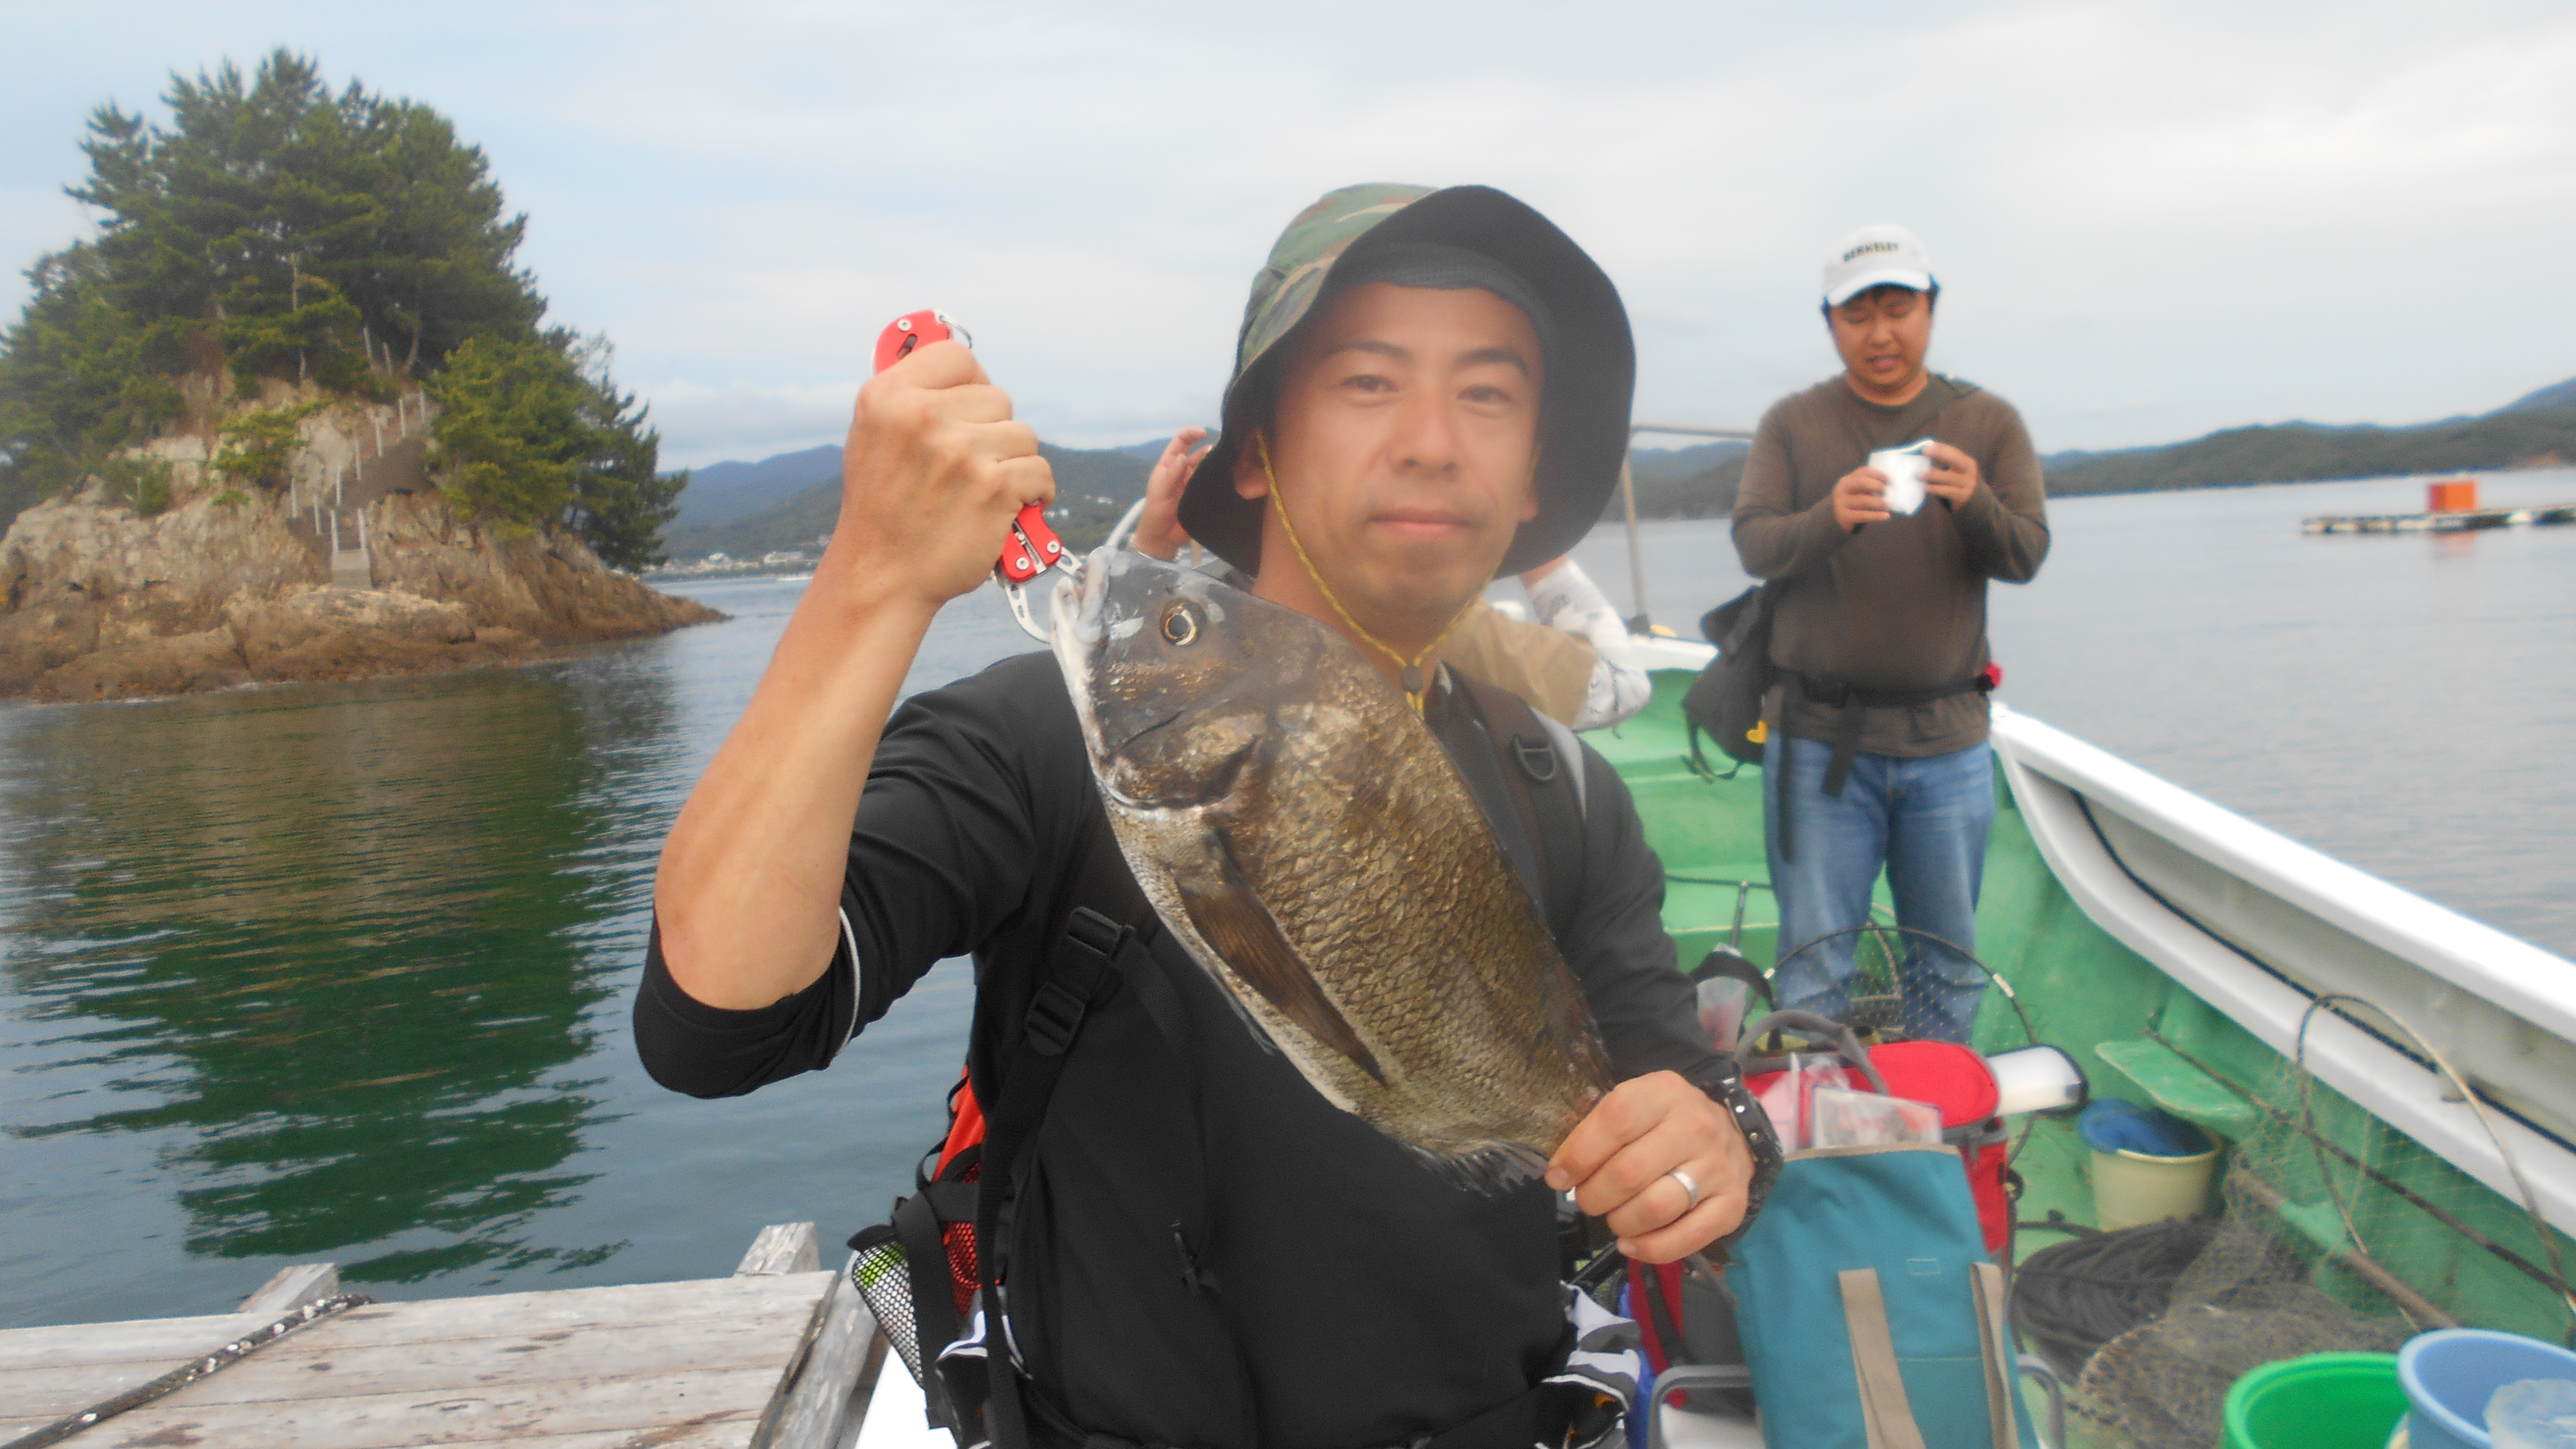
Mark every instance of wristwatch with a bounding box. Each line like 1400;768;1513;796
1687;1061;1784;1250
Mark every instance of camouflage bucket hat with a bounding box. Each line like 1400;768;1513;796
1177;184;1636;578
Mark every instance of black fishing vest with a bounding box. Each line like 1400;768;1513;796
942;672;1596;1449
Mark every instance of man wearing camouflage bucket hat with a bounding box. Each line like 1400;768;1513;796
641;183;1779;1448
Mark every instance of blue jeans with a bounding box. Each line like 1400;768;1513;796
1762;733;1997;1043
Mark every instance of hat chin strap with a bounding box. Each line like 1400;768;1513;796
1254;429;1483;717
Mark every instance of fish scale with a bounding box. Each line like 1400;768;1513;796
1052;549;1614;1191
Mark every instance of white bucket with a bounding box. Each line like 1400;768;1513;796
2091;1144;2221;1231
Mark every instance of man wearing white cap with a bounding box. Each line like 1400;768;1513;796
1729;224;2050;1044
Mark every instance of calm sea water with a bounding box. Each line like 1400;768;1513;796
5;469;2571;1328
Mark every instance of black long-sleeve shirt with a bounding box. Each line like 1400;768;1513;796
634;651;1723;1448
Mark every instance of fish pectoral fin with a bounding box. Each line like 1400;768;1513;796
1406;1141;1554;1197
1176;852;1386;1086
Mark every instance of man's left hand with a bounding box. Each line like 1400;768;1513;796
1547;1070;1754;1263
1921;441;1980;507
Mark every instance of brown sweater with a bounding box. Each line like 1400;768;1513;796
1729;374;2049;757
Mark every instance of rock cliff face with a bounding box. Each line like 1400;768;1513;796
0;476;720;703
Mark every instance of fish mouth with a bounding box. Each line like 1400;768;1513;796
1099;716;1254;811
1051;550;1114;769
1050;547;1112;658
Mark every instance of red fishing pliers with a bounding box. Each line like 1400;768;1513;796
872;309;1073;642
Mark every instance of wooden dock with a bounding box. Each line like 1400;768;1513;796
2303;502;2576;534
0;1224;920;1449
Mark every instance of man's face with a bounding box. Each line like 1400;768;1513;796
1828;285;1934;401
1235;281;1543;642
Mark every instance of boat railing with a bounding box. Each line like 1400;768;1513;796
1619;423;1755;629
1990;704;2576;1238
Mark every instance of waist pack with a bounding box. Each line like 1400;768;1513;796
1787;665;2000;798
1681;583;1781;776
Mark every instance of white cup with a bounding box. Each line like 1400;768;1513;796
1868;444;1930;516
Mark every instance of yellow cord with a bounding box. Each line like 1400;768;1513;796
1255;430;1480;716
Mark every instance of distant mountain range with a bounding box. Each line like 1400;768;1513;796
2041;377;2576;498
1605;374;2576;521
674;445;845;530
663;442;1162;562
661;376;2576;558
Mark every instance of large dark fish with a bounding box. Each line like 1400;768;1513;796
1050;548;1615;1191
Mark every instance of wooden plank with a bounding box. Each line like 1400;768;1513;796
0;1272;820;1373
238;1262;342;1316
737;1224;821;1277
0;1313;269;1372
757;1258;877;1449
234;1273;836;1352
7;1304;827;1413
0;1272;841;1446
84;1366;783;1448
469;1425;755;1449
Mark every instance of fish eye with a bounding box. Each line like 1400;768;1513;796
1160;604;1200;647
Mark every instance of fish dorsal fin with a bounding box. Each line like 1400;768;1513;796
1178;838;1386;1085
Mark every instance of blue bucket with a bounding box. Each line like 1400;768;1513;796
2397;1329;2576;1449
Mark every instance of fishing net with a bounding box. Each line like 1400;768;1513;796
1763;920;2041;1054
2023;1001;2576;1448
2054;1219;2409;1448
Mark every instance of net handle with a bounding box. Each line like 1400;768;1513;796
1737;1009;1893;1095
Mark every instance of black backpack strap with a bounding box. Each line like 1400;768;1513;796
968;791;1225;1449
1457;676;1587;944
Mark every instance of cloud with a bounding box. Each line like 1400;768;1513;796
11;0;2576;466
639;379;857;469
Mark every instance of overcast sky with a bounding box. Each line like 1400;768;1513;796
6;1;2572;468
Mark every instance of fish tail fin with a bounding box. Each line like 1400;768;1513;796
1406;1140;1553;1197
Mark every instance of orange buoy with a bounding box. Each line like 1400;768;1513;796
2428;478;2479;513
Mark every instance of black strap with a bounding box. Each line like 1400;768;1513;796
975;792;1216;1449
977;901;1128;1449
1457;677;1585;944
1770;687;1795;863
1640;1262;1688;1371
1788;670;1992;797
894;1189;964;1427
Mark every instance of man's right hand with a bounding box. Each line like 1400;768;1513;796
656;339;1052;1011
832;339;1055;609
1831;465;1891;533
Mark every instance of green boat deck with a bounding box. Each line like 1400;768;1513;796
1600;671;2576;1358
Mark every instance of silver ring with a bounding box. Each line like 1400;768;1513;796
1668;1167;1702;1212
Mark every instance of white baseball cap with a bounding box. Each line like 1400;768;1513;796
1823;224;1935;306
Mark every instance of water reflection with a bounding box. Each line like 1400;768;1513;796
0;666;671;1284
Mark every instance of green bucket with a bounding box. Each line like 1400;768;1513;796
2225;1352;2409;1449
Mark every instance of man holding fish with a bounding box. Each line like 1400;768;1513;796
639;184;1778;1449
1731;224;2052;1044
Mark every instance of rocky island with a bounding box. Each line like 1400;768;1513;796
0;52;721;702
0;392;718;702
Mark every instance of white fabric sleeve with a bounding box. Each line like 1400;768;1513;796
834;907;862;1059
1525;559;1653;730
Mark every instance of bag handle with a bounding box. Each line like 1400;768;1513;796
1838;1268;1930;1449
1735;1009;1892;1096
1972;1263;2020;1449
